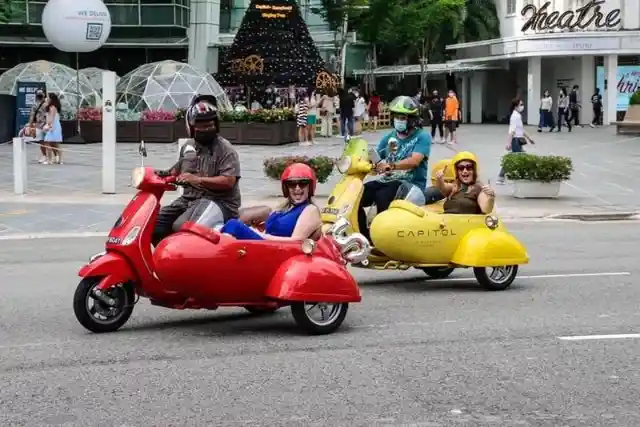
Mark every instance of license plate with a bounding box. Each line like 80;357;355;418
322;207;339;215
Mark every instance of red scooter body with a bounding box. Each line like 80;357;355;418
75;167;368;335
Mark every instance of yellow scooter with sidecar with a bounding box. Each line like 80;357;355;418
321;137;529;291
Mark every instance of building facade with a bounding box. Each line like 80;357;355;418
447;0;640;125
0;0;351;78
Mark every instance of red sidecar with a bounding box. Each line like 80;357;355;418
152;221;363;334
74;167;370;335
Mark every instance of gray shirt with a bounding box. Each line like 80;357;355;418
173;137;241;218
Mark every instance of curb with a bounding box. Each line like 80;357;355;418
545;212;639;221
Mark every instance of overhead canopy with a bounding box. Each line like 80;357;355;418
352;61;506;77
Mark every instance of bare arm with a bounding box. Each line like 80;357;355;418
259;205;322;241
477;192;495;214
239;206;272;224
434;166;454;196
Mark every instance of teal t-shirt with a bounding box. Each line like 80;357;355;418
375;128;432;189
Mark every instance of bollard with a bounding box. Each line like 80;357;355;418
177;138;190;195
12;137;27;195
102;70;117;194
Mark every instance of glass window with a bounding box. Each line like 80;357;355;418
507;0;516;15
4;1;27;23
27;2;45;24
139;0;175;4
103;0;139;4
141;5;175;25
108;4;140;25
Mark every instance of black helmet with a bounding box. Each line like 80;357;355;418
185;94;220;138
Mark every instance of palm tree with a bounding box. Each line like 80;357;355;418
458;0;500;43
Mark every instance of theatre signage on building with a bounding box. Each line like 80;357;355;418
521;0;621;32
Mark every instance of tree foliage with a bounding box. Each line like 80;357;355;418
0;0;25;24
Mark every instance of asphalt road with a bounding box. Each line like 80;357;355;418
1;221;639;426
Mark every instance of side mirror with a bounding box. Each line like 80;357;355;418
138;140;147;158
368;148;380;163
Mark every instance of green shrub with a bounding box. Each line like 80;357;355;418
263;156;335;183
220;108;295;123
501;153;573;182
629;90;640;106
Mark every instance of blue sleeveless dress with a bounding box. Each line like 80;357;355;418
44;112;62;142
221;203;309;240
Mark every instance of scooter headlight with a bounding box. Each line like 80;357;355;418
131;167;145;188
485;215;499;229
336;156;352;174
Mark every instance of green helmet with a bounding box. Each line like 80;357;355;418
388;96;419;116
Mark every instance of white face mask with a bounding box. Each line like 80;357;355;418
516;105;525;112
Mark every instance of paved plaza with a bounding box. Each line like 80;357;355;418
0;124;638;235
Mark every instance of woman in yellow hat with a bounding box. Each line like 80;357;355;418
434;151;495;214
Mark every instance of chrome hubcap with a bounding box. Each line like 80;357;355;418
304;303;342;326
488;266;515;284
86;285;127;324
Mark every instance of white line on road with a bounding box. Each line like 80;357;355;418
401;272;632;283
558;334;640;341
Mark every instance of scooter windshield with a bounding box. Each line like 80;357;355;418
190;200;226;229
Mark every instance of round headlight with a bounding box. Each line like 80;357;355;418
336;156;352;174
485;215;499;229
131;167;145;188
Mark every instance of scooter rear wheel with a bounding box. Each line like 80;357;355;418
291;302;348;335
474;265;518;291
73;277;135;333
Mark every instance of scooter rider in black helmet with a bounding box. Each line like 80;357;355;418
152;95;241;245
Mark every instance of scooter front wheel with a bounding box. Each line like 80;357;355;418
291;302;348;335
73;277;135;333
474;265;518;291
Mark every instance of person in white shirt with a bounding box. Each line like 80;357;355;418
497;97;535;185
538;89;554;132
354;90;366;134
318;90;336;137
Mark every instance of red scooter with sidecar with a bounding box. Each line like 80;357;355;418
74;167;371;335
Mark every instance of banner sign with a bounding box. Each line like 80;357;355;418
15;81;47;136
596;65;640;111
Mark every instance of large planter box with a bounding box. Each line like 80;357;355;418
174;121;189;140
243;122;287;146
512;180;562;199
281;121;297;143
61;120;78;140
79;120;102;143
219;122;243;144
140;121;174;143
117;121;140;143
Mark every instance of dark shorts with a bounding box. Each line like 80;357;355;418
445;120;458;131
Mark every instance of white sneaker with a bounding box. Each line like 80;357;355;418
298;141;312;146
38;156;47;164
42;159;50;165
589;123;595;128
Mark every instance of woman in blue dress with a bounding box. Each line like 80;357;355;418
43;93;63;164
221;163;322;241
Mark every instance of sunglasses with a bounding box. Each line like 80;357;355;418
285;180;310;189
456;164;474;171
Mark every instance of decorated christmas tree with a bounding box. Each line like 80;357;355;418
218;0;338;90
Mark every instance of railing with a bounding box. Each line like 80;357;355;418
313;108;391;135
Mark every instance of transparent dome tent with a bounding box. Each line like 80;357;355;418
116;60;232;112
0;60;101;112
80;67;120;90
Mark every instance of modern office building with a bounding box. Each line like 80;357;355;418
0;0;357;78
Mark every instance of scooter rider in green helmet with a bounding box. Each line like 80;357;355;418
357;95;432;242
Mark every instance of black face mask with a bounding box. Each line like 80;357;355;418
194;129;218;146
36;95;44;102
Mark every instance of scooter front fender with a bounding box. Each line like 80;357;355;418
265;255;361;303
451;228;529;267
78;251;137;291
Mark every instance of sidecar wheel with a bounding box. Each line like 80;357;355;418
73;277;135;333
244;305;280;315
419;267;455;279
291;302;348;335
474;266;518;291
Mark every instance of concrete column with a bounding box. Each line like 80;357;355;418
188;0;221;73
603;54;618;125
526;56;541;126
469;72;485;124
460;76;469;123
580;56;595;125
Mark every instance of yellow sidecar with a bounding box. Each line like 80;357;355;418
367;201;529;290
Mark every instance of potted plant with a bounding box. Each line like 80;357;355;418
140;109;175;143
218;108;297;145
116;105;141;143
174;108;189;139
78;107;102;143
501;153;573;198
263;155;335;183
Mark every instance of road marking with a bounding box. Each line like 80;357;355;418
558;334;640;341
0;209;30;217
379;272;632;283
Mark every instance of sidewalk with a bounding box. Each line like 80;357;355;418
0;125;638;235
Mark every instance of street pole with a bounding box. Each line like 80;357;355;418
420;57;428;92
366;53;376;93
339;12;348;87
